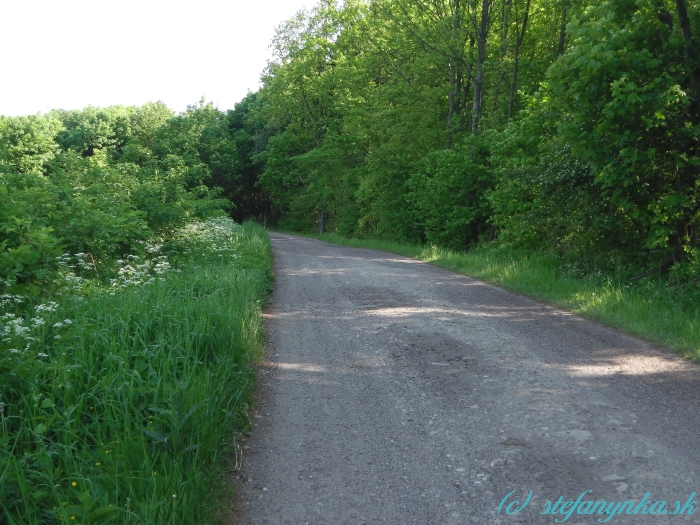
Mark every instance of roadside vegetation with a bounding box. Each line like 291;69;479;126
292;232;700;362
0;102;272;524
0;220;271;524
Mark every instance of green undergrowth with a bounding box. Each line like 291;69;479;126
284;230;700;363
0;219;272;524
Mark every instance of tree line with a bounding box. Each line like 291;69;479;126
243;0;699;278
0;100;270;291
2;0;699;288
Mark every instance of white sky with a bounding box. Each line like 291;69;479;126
0;0;311;116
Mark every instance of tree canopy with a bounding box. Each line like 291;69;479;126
245;0;699;276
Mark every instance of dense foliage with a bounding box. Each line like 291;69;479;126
239;0;699;280
0;103;274;523
0;220;271;524
0;100;273;294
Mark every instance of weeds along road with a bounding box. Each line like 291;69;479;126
234;233;700;525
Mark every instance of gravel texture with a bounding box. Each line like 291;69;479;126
233;232;699;524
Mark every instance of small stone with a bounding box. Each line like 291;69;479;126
490;458;504;468
601;474;626;483
500;437;526;447
608;419;623;425
615;483;629;493
555;429;593;441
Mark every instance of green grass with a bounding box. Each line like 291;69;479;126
0;220;272;524
284;231;700;362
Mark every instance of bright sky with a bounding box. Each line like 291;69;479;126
0;0;310;116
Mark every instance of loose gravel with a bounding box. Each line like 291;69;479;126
232;233;699;524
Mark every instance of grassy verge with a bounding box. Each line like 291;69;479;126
282;230;699;362
1;219;272;524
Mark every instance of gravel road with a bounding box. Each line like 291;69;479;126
233;232;699;524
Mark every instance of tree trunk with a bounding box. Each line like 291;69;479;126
446;0;462;148
493;0;511;110
317;206;324;235
508;0;531;119
675;0;700;106
471;0;490;134
461;37;475;114
447;60;457;148
557;5;567;57
674;0;700;251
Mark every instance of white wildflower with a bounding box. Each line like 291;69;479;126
0;294;25;306
35;302;59;313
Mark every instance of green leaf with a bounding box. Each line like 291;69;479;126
92;505;119;517
143;429;170;443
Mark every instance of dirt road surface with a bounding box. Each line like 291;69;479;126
234;233;699;524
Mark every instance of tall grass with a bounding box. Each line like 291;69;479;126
0;220;272;524
301;232;700;362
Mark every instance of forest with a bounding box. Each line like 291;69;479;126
0;100;271;290
246;0;700;281
2;0;699;295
